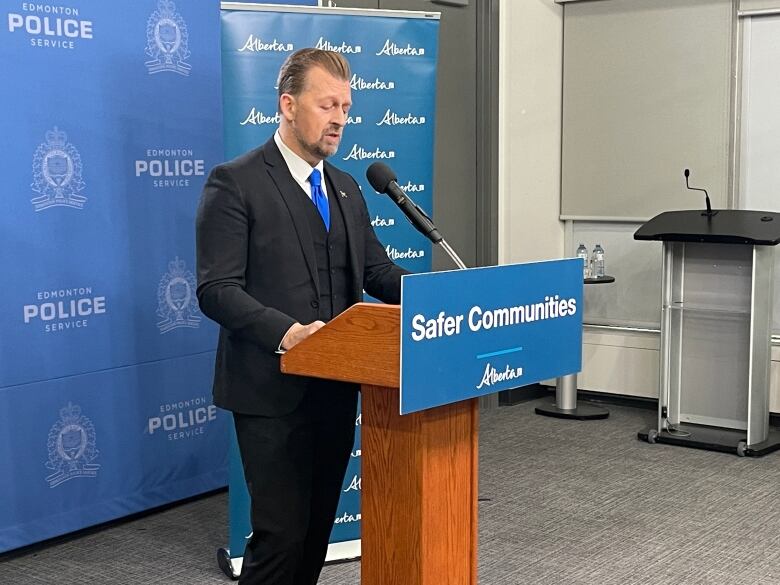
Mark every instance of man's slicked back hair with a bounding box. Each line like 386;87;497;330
277;48;351;100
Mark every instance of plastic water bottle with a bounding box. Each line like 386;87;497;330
591;244;605;278
576;244;590;279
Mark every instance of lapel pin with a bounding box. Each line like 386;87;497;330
339;190;348;198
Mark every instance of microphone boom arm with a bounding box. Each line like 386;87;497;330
401;192;468;269
439;238;468;270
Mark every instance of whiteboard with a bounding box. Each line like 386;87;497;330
561;0;733;220
739;14;780;332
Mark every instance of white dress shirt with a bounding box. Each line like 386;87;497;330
274;130;328;201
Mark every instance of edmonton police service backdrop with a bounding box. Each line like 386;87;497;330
0;0;438;556
0;0;229;553
220;4;439;559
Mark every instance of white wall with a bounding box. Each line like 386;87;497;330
498;0;564;265
498;0;780;413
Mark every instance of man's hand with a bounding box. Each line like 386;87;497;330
280;321;326;350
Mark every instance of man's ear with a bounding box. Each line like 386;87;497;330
279;94;296;122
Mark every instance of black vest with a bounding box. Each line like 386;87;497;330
300;175;352;322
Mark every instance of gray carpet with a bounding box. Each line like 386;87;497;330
2;398;779;584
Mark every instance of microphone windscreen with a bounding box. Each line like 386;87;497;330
684;168;690;178
366;162;397;194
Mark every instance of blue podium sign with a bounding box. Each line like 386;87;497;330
400;259;583;414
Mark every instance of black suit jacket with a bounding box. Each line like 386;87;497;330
196;137;407;416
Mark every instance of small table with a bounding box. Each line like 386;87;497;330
535;275;614;420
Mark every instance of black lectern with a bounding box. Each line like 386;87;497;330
635;210;780;457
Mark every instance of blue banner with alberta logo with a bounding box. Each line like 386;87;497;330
219;3;439;568
401;259;583;414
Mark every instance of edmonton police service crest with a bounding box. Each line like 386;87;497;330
45;403;100;488
157;257;201;333
145;0;191;75
31;127;87;212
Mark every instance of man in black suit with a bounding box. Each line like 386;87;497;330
196;49;408;585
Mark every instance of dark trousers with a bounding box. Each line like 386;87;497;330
233;380;359;585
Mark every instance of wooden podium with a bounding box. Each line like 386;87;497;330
280;302;478;585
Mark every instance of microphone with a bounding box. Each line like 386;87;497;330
365;162;467;269
366;162;443;244
683;168;716;218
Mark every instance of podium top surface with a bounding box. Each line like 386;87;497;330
634;210;780;245
280;303;400;388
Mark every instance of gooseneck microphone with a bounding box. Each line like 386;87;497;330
684;168;716;218
366;162;467;269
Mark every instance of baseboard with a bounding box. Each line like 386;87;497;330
503;385;780;427
324;539;361;564
573;388;657;411
497;384;550;406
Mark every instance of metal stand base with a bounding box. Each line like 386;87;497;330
639;424;780;457
535;402;610;420
535;373;609;420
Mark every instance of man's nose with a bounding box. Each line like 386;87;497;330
332;108;347;126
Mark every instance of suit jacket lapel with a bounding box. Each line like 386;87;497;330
325;162;361;295
262;139;320;297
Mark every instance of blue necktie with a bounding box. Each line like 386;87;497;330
309;168;330;232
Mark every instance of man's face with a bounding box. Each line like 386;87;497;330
281;66;352;166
